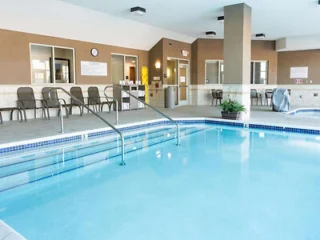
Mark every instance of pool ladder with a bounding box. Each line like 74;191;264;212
48;87;126;166
104;85;180;146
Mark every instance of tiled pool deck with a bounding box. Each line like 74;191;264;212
0;105;319;145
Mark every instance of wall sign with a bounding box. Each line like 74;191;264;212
181;50;189;57
81;61;107;76
290;67;308;79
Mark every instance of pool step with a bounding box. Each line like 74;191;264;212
0;126;203;192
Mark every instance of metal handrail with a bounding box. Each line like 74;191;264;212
103;86;119;125
104;85;180;146
48;87;126;166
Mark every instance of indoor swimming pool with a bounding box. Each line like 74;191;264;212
1;123;320;240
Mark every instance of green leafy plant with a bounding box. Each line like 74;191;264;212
220;99;246;113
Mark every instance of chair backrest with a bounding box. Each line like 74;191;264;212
265;89;273;98
88;87;101;104
211;89;217;98
216;90;223;99
42;87;59;107
70;87;84;103
251;89;258;97
17;87;36;109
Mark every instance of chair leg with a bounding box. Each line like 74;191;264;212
23;109;27;122
0;111;2;124
64;105;69;118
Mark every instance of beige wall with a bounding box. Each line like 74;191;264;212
162;38;192;85
192;39;277;85
278;49;320;85
0;29;149;85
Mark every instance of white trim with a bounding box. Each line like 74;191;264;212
29;43;76;85
205;59;224;84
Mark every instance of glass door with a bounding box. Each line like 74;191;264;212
178;63;189;105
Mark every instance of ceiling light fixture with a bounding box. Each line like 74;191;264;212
206;31;216;37
130;6;146;16
255;33;266;38
217;16;224;23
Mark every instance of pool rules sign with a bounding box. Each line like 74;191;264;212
81;61;108;76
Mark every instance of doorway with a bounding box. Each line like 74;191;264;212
166;58;190;106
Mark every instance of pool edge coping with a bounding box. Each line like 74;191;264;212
1;117;320;154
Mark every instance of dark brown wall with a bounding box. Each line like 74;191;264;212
148;39;163;84
193;39;277;85
278;49;320;85
0;29;148;85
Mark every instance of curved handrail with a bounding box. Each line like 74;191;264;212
102;88;119;125
48;87;126;166
104;85;180;146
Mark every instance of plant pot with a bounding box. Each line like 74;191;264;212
221;111;240;120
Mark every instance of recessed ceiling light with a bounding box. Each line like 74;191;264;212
255;33;266;38
217;16;224;23
130;6;146;16
206;31;216;37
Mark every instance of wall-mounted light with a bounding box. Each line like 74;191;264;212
155;61;161;69
130;6;146;16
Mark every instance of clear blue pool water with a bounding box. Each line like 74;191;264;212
289;109;320;118
1;124;320;240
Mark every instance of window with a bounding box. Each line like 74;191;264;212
251;61;268;84
111;54;138;84
205;60;224;84
30;44;75;84
205;60;268;85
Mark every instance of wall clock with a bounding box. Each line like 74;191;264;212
91;48;99;57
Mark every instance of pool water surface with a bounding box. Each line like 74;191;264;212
1;124;320;240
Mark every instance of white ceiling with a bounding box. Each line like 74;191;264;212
58;0;320;40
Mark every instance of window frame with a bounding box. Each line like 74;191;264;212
29;43;76;85
251;60;268;85
111;53;139;84
205;59;224;85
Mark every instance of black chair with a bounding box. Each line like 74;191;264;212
250;89;262;105
215;90;223;105
211;89;217;106
69;87;86;116
42;87;69;119
17;87;47;121
88;87;115;113
265;89;273;106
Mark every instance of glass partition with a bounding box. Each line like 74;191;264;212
30;44;75;84
111;54;138;84
30;45;53;84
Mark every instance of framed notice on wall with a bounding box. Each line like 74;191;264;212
81;61;108;76
290;67;308;79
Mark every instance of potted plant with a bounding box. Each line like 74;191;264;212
220;99;246;120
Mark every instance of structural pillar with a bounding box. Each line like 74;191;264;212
223;3;251;120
